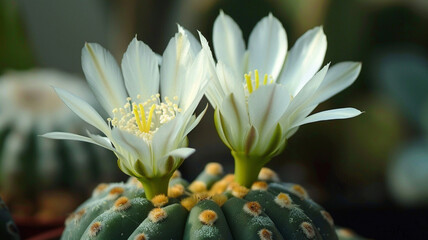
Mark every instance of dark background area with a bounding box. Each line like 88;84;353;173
1;0;428;239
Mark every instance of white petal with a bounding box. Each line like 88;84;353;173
248;13;287;80
82;43;127;114
216;61;245;102
41;132;115;152
180;25;201;55
160;28;194;101
179;46;210;112
152;115;184;161
111;128;151;168
313;62;361;104
213;10;246;77
219;93;249;149
184;104;208;137
278;26;327;96
248;84;289;133
285;64;329;116
198;31;226;110
167;147;195;159
214;108;233;149
54;87;111;136
292;108;362;128
121;37;159;101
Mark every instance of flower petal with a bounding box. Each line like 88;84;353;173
248;13;287;80
278;26;327;96
54;87;111;137
214;108;233;149
313;62;361;104
82;43;127;114
179;45;210;112
121;37;160;101
152;115;184;163
184;104;208;137
160;27;194;102
181;25;201;56
213;10;246;77
111;128;152;170
41;132;116;152
219;93;249;150
167;147;195;159
285;64;329;116
292;107;362;128
248;84;290;134
216;61;246;103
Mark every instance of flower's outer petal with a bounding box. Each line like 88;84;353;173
292;107;362;129
167;147;195;159
160;27;194;102
216;61;246;103
41;132;117;153
214;108;233;149
54;87;111;137
200;32;226;109
213;10;246;77
111;128;152;171
286;64;329;116
248;84;289;134
179;45;210;112
121;37;159;101
152;115;184;163
181;26;202;55
313;62;361;104
278;26;327;96
184;104;208;137
82;43;127;114
248;13;287;80
219;93;249;150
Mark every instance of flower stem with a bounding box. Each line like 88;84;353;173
138;175;171;200
232;151;268;188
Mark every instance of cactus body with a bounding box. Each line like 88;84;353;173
62;163;338;240
0;197;19;240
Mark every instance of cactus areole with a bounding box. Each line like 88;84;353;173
62;163;338;240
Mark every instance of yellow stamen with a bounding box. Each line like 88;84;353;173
145;104;156;132
133;105;144;132
263;74;268;85
245;74;253;94
139;104;147;128
255;70;260;89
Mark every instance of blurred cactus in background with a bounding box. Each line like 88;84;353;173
0;69;120;220
375;51;428;206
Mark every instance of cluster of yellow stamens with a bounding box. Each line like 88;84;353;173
108;94;181;143
244;70;273;95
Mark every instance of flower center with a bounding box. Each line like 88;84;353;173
109;94;181;142
244;69;273;95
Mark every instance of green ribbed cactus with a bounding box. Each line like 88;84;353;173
0;197;19;240
62;163;337;240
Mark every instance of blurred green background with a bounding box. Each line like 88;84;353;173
1;0;427;238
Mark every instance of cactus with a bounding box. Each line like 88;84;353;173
61;163;337;240
0;69;118;217
0;196;19;240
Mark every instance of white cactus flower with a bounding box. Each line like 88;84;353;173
203;11;362;186
43;26;211;198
